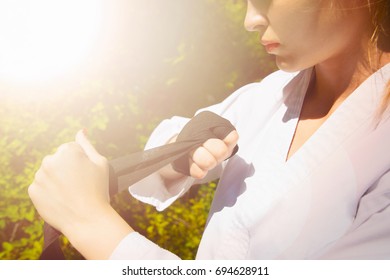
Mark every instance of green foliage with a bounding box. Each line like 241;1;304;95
0;0;276;260
113;182;218;260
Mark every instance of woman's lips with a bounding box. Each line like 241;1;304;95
261;41;280;53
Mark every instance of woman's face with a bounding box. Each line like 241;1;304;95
245;0;370;72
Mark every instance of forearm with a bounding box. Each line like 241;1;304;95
63;204;134;260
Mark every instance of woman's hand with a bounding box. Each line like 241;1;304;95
29;130;110;233
29;130;133;259
189;130;239;179
159;130;239;181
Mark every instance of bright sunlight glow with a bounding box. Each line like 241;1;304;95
0;0;103;83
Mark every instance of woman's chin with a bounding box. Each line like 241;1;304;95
275;57;311;73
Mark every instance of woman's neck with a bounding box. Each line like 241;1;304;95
311;46;390;110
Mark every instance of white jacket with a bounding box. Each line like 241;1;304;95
110;63;390;259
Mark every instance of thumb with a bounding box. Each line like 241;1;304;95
75;129;104;164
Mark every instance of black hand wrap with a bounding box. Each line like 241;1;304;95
171;111;238;175
39;111;238;260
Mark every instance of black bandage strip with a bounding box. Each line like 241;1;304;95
39;111;238;259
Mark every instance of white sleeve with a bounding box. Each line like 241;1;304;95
128;115;197;211
318;170;390;259
109;232;180;260
128;82;261;211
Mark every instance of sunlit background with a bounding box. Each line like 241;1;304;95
0;0;103;83
0;0;275;259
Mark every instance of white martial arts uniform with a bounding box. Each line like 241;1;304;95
110;63;390;260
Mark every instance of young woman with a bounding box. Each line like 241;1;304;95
29;0;390;259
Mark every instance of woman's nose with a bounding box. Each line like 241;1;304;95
244;1;268;32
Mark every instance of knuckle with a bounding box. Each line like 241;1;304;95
33;168;46;186
41;155;53;170
192;169;206;179
225;130;239;145
56;142;70;152
28;183;39;200
203;157;217;170
27;184;34;197
193;147;216;170
203;139;227;162
214;145;229;161
189;163;206;179
56;142;85;160
57;142;79;154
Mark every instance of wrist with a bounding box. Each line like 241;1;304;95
159;163;186;182
158;134;187;181
63;204;134;259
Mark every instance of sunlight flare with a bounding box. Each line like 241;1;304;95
0;0;103;83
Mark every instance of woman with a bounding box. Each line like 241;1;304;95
29;0;390;259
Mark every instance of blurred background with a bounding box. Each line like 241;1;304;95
0;0;276;259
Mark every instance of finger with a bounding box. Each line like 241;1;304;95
40;154;55;172
202;139;229;162
33;155;60;189
75;129;104;165
223;130;239;149
191;146;217;171
28;181;41;205
189;158;207;179
32;168;47;188
51;142;86;161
